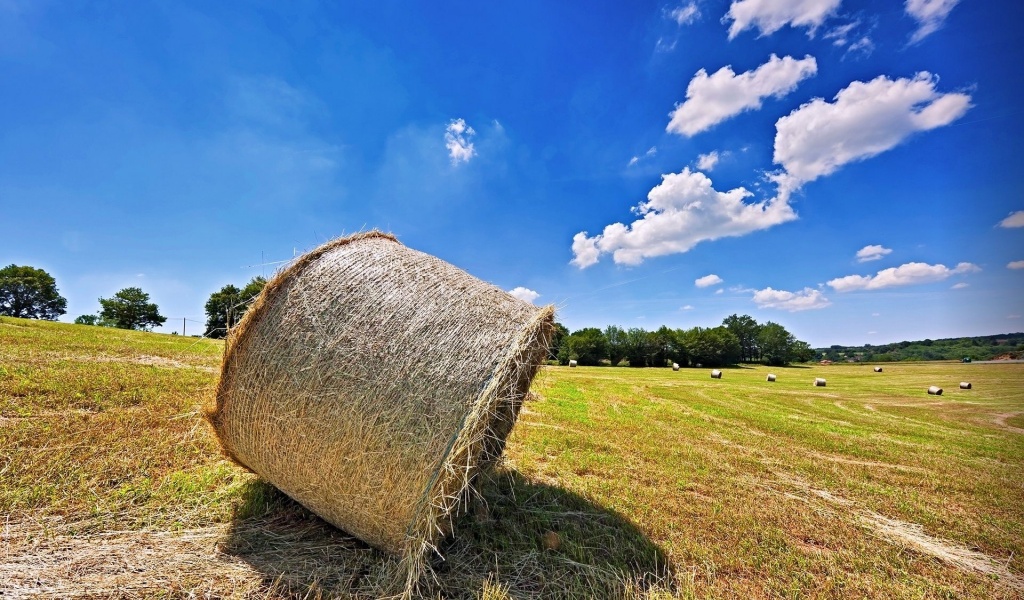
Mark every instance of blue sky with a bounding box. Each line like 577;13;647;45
1;0;1021;346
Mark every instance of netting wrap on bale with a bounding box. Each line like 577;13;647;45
208;231;554;591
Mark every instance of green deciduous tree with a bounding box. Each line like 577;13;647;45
758;321;795;366
98;287;166;331
74;314;99;325
561;327;608;366
604;325;627;366
549;322;569;361
682;326;741;367
203;276;267;338
0;264;67;320
722;314;761;363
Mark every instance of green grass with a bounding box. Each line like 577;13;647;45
2;316;1022;598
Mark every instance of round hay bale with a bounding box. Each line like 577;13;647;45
814;378;826;387
672;362;680;371
208;231;554;590
873;366;883;373
568;359;578;368
766;373;776;382
928;385;943;395
959;381;972;390
710;369;722;379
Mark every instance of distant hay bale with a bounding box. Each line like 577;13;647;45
766;373;776;382
710;369;722;379
959;382;972;389
928;385;943;395
208;231;555;591
814;378;826;387
873;366;883;372
672;363;680;371
568;359;578;368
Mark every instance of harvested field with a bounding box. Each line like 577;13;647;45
1;317;1022;598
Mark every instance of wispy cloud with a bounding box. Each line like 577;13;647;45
571;168;795;268
828;261;980;292
752;287;831;311
667;54;817;136
668;2;701;25
905;0;960;44
695;274;724;288
725;0;842;39
856;244;892;262
1008;260;1024;270
628;146;657;167
951;282;968;289
445;118;476;164
772;72;971;200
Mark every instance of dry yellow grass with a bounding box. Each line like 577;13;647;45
2;316;1022;598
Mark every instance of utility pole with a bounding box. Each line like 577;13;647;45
183;317;186;336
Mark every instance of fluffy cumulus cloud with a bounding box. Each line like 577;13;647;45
1008;260;1024;270
444;118;476;164
695;274;724;288
999;210;1024;228
669;2;700;25
905;0;960;44
856;244;892;262
508;286;540;304
752;287;831;311
667;54;817;136
827;261;980;292
570;168;797;268
696;151;720;171
772;72;971;198
725;0;842;39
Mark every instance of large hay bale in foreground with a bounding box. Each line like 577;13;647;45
208;231;554;589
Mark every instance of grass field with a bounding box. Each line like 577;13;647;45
1;316;1022;598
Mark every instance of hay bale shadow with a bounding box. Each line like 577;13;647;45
222;471;672;599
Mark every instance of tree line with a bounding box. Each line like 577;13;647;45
550;314;814;368
0;263;265;337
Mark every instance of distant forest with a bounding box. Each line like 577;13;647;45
815;333;1024;363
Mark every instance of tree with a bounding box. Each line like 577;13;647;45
98;287;166;331
203;276;267;338
682;326;741;367
722;314;761;363
604;325;627;366
74;315;99;325
0;264;67;320
549;322;569;361
623;327;654;367
758;321;795;366
561;327;608;366
790;340;815;363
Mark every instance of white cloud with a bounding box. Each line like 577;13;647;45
715;288;724;295
752;287;831;311
445;118;476;164
998;211;1024;228
696;151;720;171
1008;260;1024;270
951;282;968;289
856;244;892;262
667;54;818;136
828;261;980;292
1009;314;1022;320
508;286;540;304
695;274;724;288
772;72;971;198
905;0;960;44
725;0;842;39
669;2;701;25
628;146;658;167
570;168;796;268
681;304;695;310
